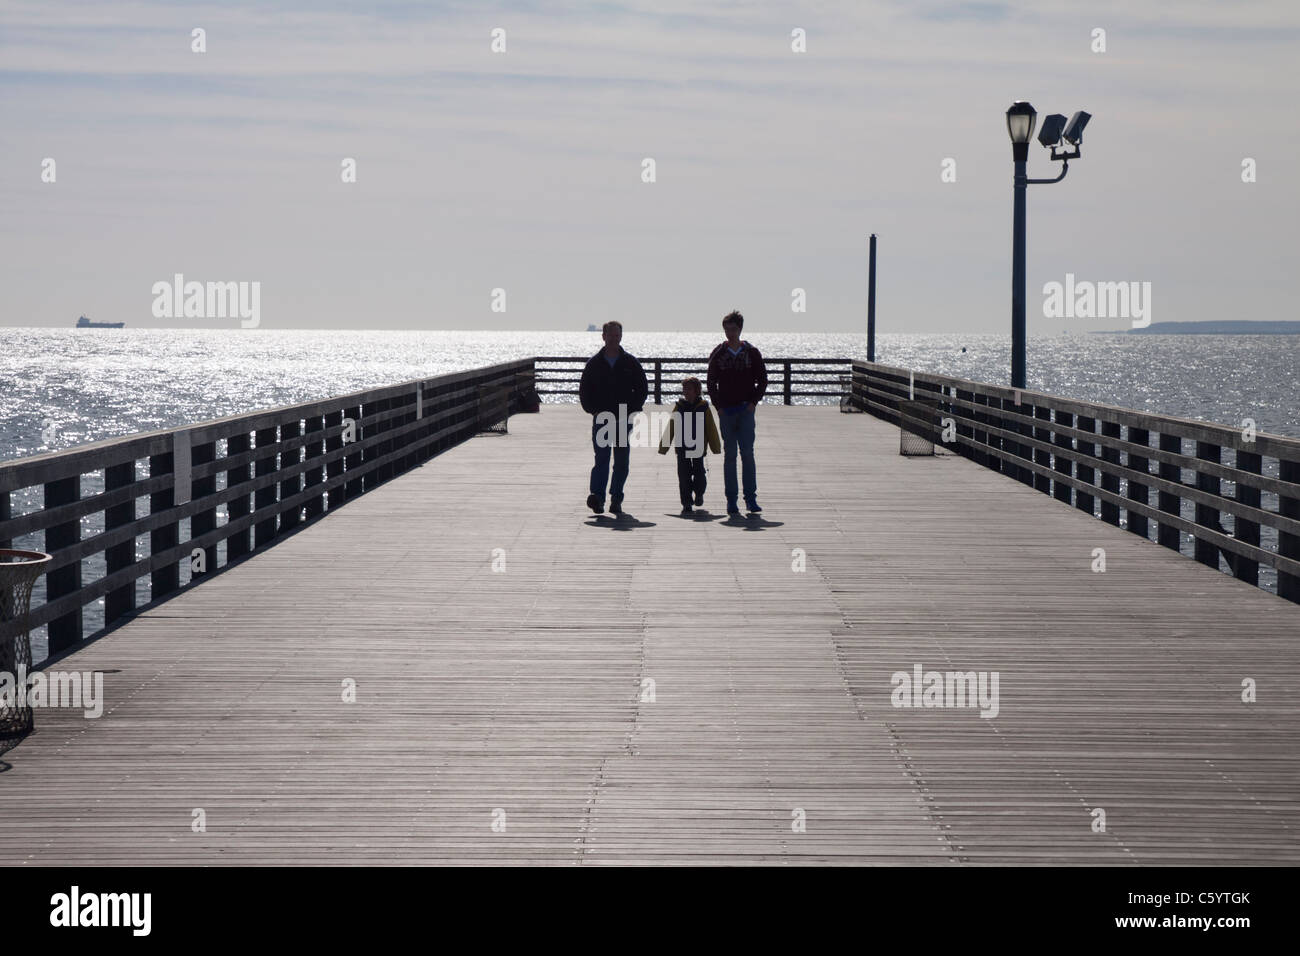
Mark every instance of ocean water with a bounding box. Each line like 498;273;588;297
2;329;1296;461
1;328;1295;660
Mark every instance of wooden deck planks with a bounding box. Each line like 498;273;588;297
0;404;1296;865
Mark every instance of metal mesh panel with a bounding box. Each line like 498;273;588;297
514;373;541;413
840;375;862;413
476;385;510;435
1;550;51;741
899;399;939;456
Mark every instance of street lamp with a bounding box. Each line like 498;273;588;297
1007;101;1091;389
1006;101;1036;152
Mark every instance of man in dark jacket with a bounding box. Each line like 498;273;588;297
579;321;649;515
706;310;767;515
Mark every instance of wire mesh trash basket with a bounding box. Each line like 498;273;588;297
476;384;510;435
1;549;52;740
898;398;940;456
839;374;862;413
514;373;541;413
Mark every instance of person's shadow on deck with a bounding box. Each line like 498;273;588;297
666;510;726;522
585;513;657;530
721;514;784;531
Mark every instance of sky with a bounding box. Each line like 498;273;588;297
1;0;1296;333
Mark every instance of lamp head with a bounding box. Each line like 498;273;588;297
1006;101;1037;144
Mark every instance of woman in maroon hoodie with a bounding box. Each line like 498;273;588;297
705;311;767;515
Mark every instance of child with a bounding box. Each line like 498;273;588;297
658;377;722;513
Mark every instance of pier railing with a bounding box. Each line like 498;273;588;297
852;360;1300;603
6;353;1293;668
0;359;536;663
534;356;853;405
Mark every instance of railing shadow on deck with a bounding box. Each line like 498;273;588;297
852;360;1300;604
0;360;537;666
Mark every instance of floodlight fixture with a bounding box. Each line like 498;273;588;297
1062;110;1092;146
1037;114;1067;148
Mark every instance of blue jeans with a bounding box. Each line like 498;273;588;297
718;405;756;502
590;416;632;502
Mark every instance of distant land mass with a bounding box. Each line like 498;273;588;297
1094;320;1300;335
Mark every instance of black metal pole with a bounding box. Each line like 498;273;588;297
1011;148;1027;389
867;233;877;363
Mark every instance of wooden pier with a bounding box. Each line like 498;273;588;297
1;361;1298;865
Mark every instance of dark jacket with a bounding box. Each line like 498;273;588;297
706;340;767;409
579;348;649;416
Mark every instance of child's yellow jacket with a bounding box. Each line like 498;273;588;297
658;398;722;455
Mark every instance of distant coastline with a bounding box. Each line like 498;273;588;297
1095;320;1300;335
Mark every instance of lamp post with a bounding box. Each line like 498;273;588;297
1008;102;1035;390
1006;101;1090;389
867;233;877;363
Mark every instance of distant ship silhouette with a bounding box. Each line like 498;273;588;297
586;323;599;332
76;315;124;328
